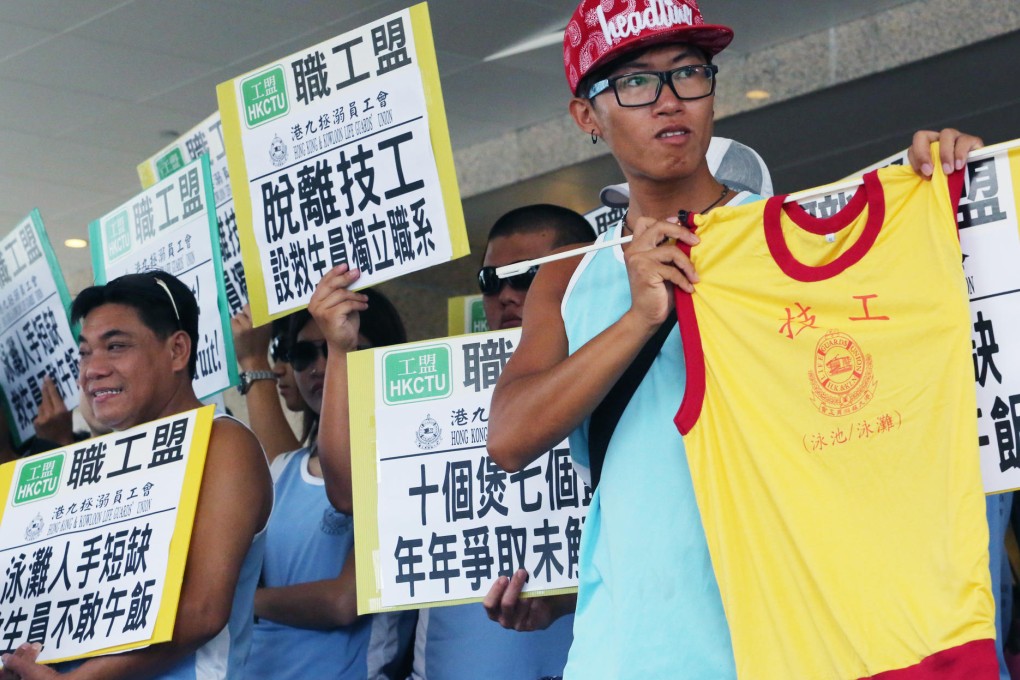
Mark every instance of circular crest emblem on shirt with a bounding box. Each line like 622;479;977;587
25;513;44;541
808;329;877;417
415;414;442;450
269;134;288;166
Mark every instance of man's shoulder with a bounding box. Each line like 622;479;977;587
211;411;253;431
207;414;273;523
532;245;593;305
209;415;265;457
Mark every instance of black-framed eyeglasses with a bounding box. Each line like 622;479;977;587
477;265;539;296
587;64;718;107
287;340;328;372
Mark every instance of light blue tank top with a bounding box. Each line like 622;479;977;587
559;199;757;679
247;448;413;680
412;602;572;680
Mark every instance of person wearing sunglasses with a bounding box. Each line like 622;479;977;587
268;318;316;436
346;205;597;680
231;307;310;461
478;204;596;331
485;1;985;678
246;297;414;680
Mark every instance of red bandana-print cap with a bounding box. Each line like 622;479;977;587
564;0;733;95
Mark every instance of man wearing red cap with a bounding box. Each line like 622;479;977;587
488;0;983;677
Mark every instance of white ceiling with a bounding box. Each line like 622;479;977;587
0;0;980;291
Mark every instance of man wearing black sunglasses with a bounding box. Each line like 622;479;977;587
478;205;595;331
387;206;599;680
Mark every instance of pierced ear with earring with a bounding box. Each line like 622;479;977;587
591;129;598;145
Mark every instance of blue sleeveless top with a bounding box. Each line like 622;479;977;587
559;199;758;679
247;448;413;679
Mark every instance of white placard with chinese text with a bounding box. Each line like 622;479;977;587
138;112;248;317
89;156;238;398
585;204;626;237
958;148;1020;493
218;2;467;326
0;210;80;445
363;329;589;610
0;406;213;663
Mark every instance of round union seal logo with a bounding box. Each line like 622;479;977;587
808;329;877;417
415;414;442;450
268;134;288;166
25;513;44;541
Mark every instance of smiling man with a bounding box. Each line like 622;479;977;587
2;272;273;680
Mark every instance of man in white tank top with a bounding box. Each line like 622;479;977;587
2;271;272;680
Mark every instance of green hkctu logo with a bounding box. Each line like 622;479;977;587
384;345;453;405
14;453;64;505
242;66;289;128
103;210;132;260
156;148;185;179
469;299;489;333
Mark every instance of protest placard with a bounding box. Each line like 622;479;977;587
0;211;80;445
89;156;238;399
585;205;627;237
814;139;1020;493
0;405;212;663
957;144;1020;493
447;294;487;336
217;2;467;326
350;329;588;613
138;112;248;317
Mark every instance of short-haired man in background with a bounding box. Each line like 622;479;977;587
478;204;597;331
408;204;596;680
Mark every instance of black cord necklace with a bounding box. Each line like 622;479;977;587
677;183;730;228
622;184;731;233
